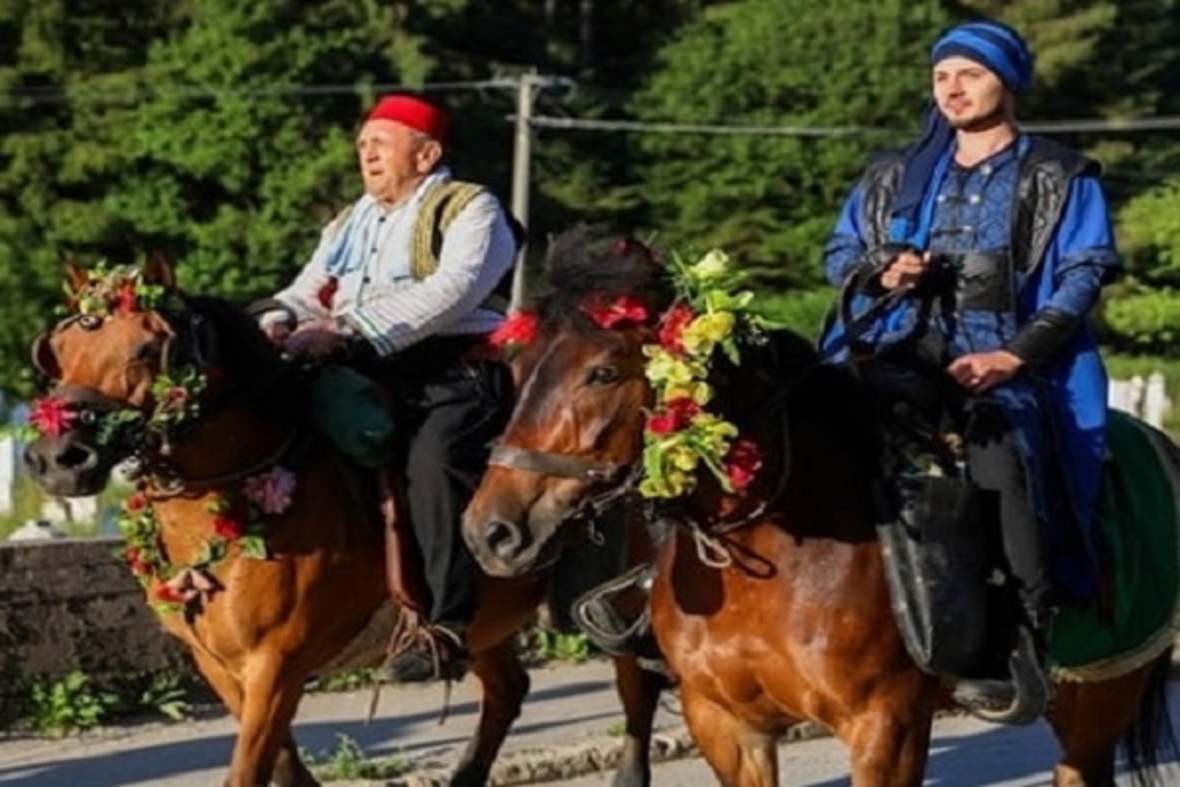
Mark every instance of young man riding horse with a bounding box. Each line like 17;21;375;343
254;93;518;683
820;19;1121;713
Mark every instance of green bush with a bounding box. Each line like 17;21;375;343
24;672;118;736
752;288;833;341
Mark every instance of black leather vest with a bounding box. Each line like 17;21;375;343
856;136;1099;312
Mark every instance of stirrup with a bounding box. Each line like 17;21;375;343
952;626;1049;726
571;563;657;657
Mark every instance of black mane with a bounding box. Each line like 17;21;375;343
177;294;303;416
529;224;675;330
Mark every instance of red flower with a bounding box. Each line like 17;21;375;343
125;546;151;577
658;303;695;354
153;580;187;605
213;516;245;540
646;397;701;436
724;439;763;493
29;396;79;437
489;311;539;349
114;282;138;315
124;492;147;512
583;295;649;329
316;277;339;309
646;412;679;436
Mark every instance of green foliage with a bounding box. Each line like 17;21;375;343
1;0;1180;407
137;673;191;722
303;734;411;780
631;0;954;292
24;671;118;736
1117;178;1180;287
753;289;833;343
304;668;377;693
1100;282;1180;355
522;627;593;665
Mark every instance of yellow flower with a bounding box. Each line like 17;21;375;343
689;249;731;283
640;470;692;499
666;442;700;472
681;311;735;356
644;346;705;387
662;381;713;405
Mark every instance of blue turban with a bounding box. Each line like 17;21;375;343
931;19;1035;93
887;20;1034;249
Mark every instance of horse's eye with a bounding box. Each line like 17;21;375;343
588;365;620;385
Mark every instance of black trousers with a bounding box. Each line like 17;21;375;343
962;400;1051;615
386;338;514;628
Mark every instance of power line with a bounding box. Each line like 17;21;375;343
528;113;1180;137
2;78;525;105
529;115;892;138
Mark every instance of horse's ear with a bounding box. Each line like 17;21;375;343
31;333;60;380
64;261;88;296
141;253;176;291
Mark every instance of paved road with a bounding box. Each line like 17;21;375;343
0;661;1177;786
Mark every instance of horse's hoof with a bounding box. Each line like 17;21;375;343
448;765;490;787
611;768;651;787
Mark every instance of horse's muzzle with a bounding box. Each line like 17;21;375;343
24;434;107;497
465;515;536;577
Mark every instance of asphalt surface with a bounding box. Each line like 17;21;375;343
0;660;1177;786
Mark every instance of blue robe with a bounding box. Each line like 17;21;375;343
820;136;1121;603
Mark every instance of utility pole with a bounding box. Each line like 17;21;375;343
509;71;571;308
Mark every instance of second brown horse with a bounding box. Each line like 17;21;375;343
463;227;1176;787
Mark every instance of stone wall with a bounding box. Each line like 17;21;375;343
0;537;194;721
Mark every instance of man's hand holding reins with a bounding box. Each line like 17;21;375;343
282;319;348;360
879;250;931;290
947;350;1024;394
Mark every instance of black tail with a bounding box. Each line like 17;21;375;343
1125;649;1178;787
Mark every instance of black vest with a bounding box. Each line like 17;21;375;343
857;136;1099;278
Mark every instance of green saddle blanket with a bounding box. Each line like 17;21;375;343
1049;409;1180;680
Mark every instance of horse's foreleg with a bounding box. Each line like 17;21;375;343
682;691;777;787
841;702;934;787
609;655;665;787
227;658;308;787
452;639;531;787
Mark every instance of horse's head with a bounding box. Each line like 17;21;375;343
23;258;283;496
464;227;674;576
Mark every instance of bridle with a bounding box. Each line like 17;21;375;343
487;442;642;532
31;302;297;491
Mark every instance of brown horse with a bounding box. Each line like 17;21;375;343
22;259;664;787
462;227;1177;787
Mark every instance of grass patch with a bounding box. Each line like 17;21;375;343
303;734;412;781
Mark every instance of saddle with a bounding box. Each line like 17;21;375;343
306;363;432;616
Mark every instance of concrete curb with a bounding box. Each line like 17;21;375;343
351;721;830;787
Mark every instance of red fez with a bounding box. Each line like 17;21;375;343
365;95;449;143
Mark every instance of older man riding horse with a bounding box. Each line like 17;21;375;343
463;225;1179;787
22;259;663;787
